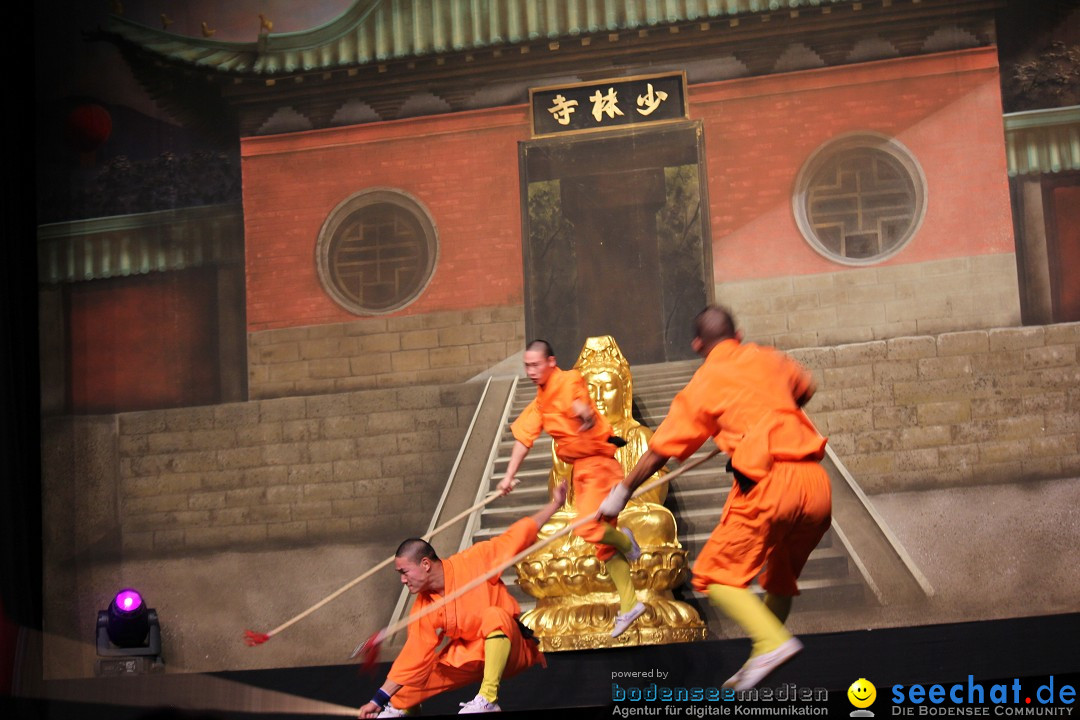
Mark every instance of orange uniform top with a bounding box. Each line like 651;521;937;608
387;517;538;688
650;340;826;480
511;367;617;462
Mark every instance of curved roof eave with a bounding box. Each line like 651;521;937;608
101;0;858;76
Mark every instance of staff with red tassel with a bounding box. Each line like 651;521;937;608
349;448;721;668
243;489;506;647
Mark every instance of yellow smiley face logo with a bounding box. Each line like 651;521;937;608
848;678;877;708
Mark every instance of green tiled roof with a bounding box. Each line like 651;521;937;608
103;0;859;75
1004;105;1080;177
37;205;243;284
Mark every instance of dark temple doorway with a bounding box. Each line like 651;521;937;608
518;122;713;366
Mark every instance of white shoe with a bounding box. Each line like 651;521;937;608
620;527;641;562
610;601;647;638
458;694;501;713
733;638;803;690
377;705;409;718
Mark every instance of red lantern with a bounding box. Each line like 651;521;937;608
66;104;113;153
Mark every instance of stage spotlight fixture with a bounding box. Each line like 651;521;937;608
95;588;164;676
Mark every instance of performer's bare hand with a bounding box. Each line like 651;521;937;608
552;480;568;507
497;476;518;496
571;399;596;432
357;702;382;718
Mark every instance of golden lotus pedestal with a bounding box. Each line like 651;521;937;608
516;503;707;651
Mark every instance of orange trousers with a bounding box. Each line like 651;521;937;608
568;454;623;562
691;460;831;597
390;607;541;709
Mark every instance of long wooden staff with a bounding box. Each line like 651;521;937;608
243;490;505;646
351;448;722;666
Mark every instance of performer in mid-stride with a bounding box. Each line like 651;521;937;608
358;482;568;717
598;306;831;690
498;339;646;639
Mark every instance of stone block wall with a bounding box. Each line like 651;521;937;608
247;306;525;399
46;322;1078;560
797;323;1080;493
718;255;1021;351
43;381;486;559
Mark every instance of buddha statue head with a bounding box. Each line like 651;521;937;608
573;335;634;428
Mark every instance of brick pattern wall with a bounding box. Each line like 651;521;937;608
114;382;484;554
693;48;1014;282
242;108;529;333
248;305;525;399
798;323;1080;494
718;254;1021;350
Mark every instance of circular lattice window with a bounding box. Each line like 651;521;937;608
316;189;438;314
793;134;926;265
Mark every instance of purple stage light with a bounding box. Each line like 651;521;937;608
105;588;151;648
96;586;164;674
114;590;143;613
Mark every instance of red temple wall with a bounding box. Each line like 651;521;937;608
242;47;1011;332
241;107;531;333
692;47;1012;282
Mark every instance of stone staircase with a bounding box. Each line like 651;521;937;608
466;359;874;627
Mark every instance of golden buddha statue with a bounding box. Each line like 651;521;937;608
515;336;706;649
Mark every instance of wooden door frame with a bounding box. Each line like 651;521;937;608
517;120;714;363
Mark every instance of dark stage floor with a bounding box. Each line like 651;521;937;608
7;613;1079;719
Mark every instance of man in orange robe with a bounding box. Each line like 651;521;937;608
497;340;646;638
598;306;830;690
357;483;567;717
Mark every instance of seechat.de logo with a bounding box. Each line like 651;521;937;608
891;676;1075;716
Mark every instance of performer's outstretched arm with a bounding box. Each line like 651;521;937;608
497;440;530;495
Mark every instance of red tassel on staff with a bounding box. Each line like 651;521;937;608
243;629;271;646
352;630;385;674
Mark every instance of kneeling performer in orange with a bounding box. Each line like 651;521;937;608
498;339;646;638
598;306;831;690
358;482;568;717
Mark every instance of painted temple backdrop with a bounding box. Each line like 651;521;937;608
8;0;1079;709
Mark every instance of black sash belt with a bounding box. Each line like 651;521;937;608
726;458;758;495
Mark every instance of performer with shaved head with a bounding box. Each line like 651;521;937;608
358;483;567;717
498;339;646;639
598;306;831;690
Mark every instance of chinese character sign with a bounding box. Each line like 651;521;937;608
589;87;624;121
530;73;687;137
636;83;668;116
548;94;579;126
